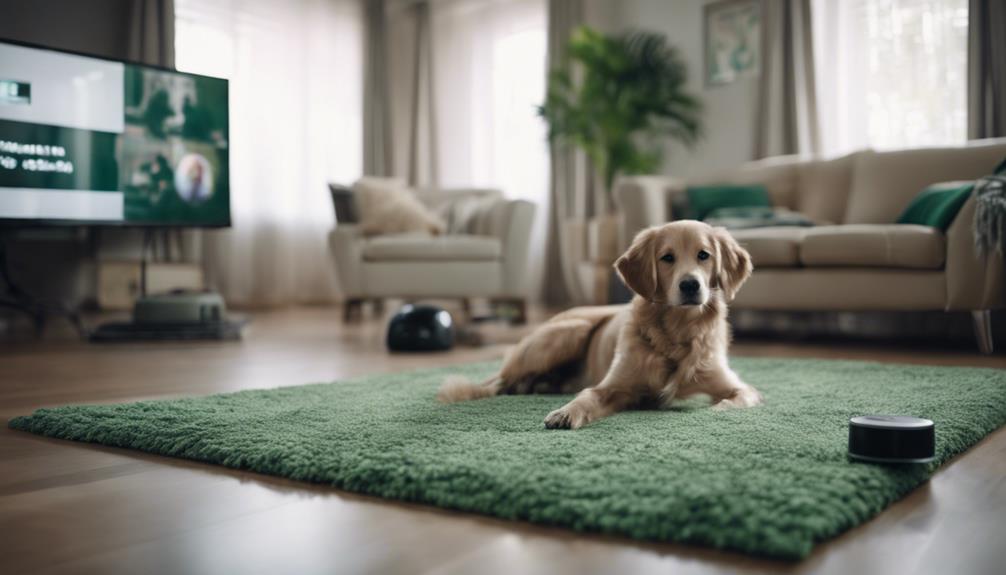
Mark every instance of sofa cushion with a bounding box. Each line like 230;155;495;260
800;225;946;269
896;181;974;231
729;227;808;267
796;152;858;224
362;234;502;262
843;139;1006;224
686;184;772;220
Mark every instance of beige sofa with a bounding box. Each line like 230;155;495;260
328;186;535;322
614;139;1006;352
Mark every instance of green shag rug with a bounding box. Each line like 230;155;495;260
9;358;1006;560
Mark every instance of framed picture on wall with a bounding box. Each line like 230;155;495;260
704;0;761;87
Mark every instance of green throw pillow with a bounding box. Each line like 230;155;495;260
897;181;974;231
685;184;771;220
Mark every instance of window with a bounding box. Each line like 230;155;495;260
812;0;969;156
174;0;364;304
430;0;548;204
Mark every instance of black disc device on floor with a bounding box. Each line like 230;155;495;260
848;415;935;463
387;304;455;352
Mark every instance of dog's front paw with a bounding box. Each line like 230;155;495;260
544;399;594;430
544;407;573;429
712;387;763;410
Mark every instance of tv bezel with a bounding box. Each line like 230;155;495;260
0;37;232;229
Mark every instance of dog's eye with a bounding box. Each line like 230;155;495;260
660;253;675;264
697;250;710;261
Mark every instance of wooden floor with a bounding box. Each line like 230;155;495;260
2;305;1005;575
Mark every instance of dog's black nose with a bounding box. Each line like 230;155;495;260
679;277;700;295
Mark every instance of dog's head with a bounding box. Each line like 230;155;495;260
615;221;752;306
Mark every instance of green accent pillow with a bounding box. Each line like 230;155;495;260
897;181;974;231
685;184;772;220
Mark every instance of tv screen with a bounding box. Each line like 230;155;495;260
0;40;230;226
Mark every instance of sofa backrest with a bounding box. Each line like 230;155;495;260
413;187;506;237
690;155;805;211
843;139;1006;224
412;187;502;212
796;152;859;224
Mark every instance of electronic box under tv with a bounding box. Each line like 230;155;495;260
89;291;246;342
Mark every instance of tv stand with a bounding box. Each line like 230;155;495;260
88;230;246;343
0;233;85;337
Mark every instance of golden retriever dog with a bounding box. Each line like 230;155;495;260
438;220;762;429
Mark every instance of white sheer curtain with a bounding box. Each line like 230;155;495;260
430;0;547;193
175;0;363;305
431;0;549;298
812;0;969;156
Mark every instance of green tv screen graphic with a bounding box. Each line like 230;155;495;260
0;42;230;226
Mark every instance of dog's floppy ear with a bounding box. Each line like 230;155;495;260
712;227;752;301
615;228;660;301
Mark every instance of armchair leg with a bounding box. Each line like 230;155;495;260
492;298;527;325
971;310;994;355
342;298;364;323
513;298;528;325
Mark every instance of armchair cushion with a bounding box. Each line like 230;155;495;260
362;234;502;262
353;178;446;236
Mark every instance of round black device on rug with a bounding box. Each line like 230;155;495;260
848;415;935;464
386;304;455;352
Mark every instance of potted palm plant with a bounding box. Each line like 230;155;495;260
539;26;702;211
539;27;701;301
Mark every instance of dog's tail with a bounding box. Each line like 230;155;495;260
437;374;502;403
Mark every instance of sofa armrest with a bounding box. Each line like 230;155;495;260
613;176;686;251
496;199;536;297
945;195;1005;310
328;224;365;298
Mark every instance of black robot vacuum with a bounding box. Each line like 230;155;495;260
848;415;936;464
386;304;455;352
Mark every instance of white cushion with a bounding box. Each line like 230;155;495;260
362;234;502;262
352;178;446;236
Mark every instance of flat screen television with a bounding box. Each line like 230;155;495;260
0;39;230;227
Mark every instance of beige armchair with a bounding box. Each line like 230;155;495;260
328;186;536;322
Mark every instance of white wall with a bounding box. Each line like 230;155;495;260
606;0;760;179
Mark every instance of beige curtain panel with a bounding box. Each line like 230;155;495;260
968;0;1006;139
755;0;819;158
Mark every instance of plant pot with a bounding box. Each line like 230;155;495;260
586;214;622;266
561;214;624;305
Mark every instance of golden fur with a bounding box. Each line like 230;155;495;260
438;220;762;429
